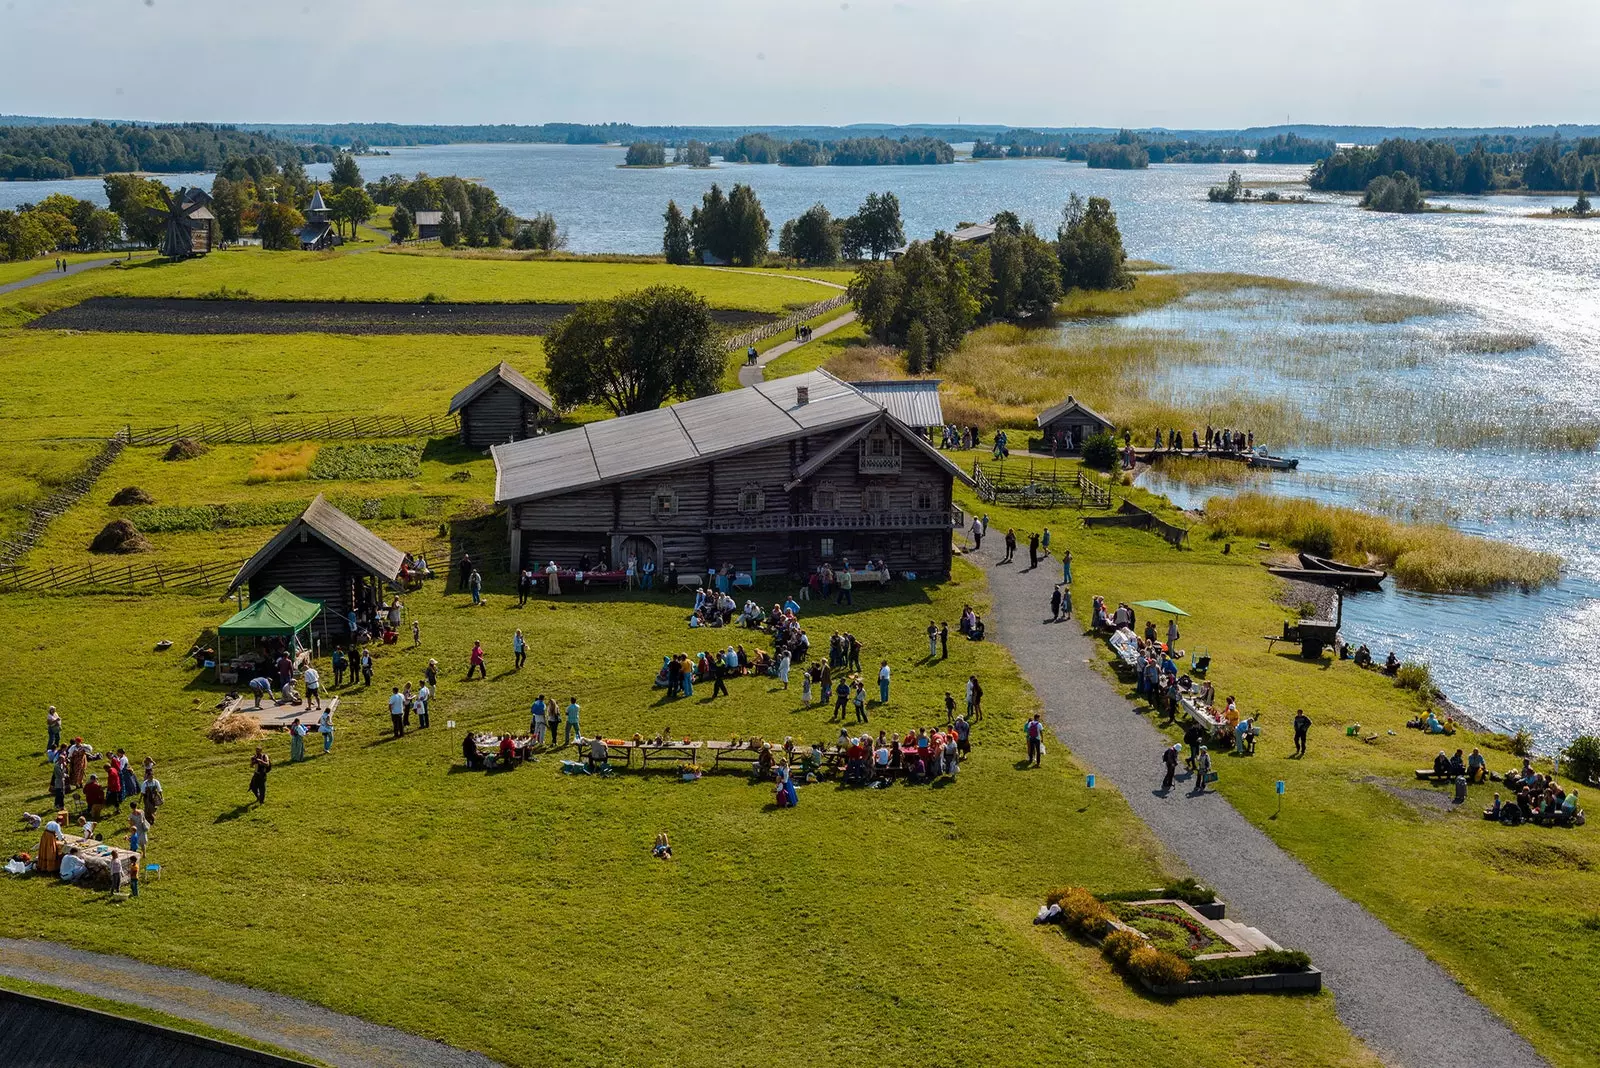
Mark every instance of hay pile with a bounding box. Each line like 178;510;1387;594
163;437;208;461
110;486;153;506
447;470;473;482
89;519;150;554
208;711;263;743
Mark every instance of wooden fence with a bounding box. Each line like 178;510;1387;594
971;460;1113;510
0;436;125;570
724;294;852;351
0;557;244;594
1083;501;1190;548
124;412;459;447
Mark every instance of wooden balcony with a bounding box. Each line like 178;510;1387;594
705;509;959;534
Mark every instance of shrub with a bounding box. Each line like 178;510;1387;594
1187;949;1311;982
1509;728;1534;758
1395;661;1435;696
1562;735;1600;783
1127;946;1191;987
1101;929;1144;967
1081;430;1119;471
1097;879;1214;907
1055;887;1113;937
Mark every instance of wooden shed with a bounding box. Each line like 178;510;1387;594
1031;395;1114;454
297;188;343;251
449;362;555;448
226;495;407;637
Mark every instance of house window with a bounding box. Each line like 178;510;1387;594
812;482;837;512
915;483;936;511
820;537;835;558
738;483;766;514
652;485;678;518
864;484;890;512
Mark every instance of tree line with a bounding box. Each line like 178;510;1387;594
711;133;955;166
0;194;121;261
850;194;1132;372
1310;137;1600;194
972;130;1335;167
659;185;907;267
0;122;333;181
368;170;562;250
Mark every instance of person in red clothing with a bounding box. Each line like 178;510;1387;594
498;733;516;766
102;761;122;814
468;640;487;680
83;774;106;820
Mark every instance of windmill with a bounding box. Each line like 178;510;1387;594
154;186;216;259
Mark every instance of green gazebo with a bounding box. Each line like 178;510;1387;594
215;586;322;684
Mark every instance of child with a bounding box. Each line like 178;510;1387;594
801;666;813;705
412;619;421;646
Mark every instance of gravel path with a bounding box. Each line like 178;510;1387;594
0;256;115;297
737;310;857;386
0;939;500;1068
974;540;1548;1068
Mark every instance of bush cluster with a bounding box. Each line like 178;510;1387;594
1186;950;1311;983
1100;929;1144;967
1126;946;1192;987
1045;886;1113;937
1097;879;1214;907
308;443;422;481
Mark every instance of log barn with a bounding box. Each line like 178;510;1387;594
1031;395;1114;454
448;362;555;448
226;495;407;635
492;370;972;580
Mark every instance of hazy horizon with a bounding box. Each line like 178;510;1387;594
2;0;1597;130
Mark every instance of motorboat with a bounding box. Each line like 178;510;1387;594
1245;446;1299;470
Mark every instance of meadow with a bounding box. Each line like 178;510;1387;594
952;467;1600;1068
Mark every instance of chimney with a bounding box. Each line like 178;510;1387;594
796;385;809;406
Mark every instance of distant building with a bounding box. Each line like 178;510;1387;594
157;187;217;258
412;210;446;240
297;188;343;251
1032;395;1114;454
227;495;407;636
889;222;996;258
847;379;945;439
449;362;556;449
492;370;973;580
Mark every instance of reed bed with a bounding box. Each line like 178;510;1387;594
1202;492;1562;592
245;443;319;484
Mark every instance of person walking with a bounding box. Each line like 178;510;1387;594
1061;585;1072;620
128;803;149;856
969;516;983;551
530;695;547;744
470;568;484;606
835;568;853;607
1194;746;1213;794
513;629;527;670
303;664;321;710
468;640;487;680
140;763;162;826
1002;529;1016;564
940;621;949;659
564;697;581;745
388;687;405;738
248;748;271;805
1161;743;1180;793
412;619;421;646
877;660;891;704
361;648;374;687
49;755;66;812
331;647;347;687
319;704;333;753
966;675;983;721
1025;714;1044;767
289;719;307;763
1028;532;1039;570
712;657;729;698
832;681;850;723
1183;723;1204;771
46;705;62;751
1062;548;1073;586
777;649;791;689
1050;586;1062;622
416;681;431;728
458;552;473;591
853;680;868;723
1041;527;1051;556
1293;709;1312;757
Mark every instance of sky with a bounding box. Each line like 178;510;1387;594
2;0;1598;129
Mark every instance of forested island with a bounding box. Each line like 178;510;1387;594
710;134;955;166
971;130;1337;168
0;122;335;180
1310;136;1600;194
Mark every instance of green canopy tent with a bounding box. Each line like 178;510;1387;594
1130;599;1189;616
215;586;322;684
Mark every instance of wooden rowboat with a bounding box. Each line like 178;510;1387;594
1265;553;1386;590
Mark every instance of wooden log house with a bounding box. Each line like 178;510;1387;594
1031;395;1114;454
847;379;945;441
493;371;973;580
226;495;407;635
448;362;555;448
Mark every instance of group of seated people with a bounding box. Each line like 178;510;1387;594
462;733;528;770
1408;711;1458;735
1091;597;1139;634
842;726;968;785
957;605;986;642
1428;747;1489;782
1484;761;1583;826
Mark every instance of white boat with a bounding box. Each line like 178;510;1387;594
1246;446;1299;471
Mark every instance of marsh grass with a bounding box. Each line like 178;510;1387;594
245;443;319;483
1141;456;1273;489
1202;492;1562;592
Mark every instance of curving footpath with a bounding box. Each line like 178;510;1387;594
0;257;116;298
974;541;1549;1068
0;939;499;1068
737;310;857;386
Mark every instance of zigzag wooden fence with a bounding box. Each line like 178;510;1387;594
0;557;244;594
124;412;459;447
724;294;851;351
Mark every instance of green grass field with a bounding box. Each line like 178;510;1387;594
0;251;119;288
0;558;1374;1068
952;462;1600;1068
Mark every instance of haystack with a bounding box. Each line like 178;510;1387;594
208;711;264;744
89;519;150;554
163;437;208;461
110;486;153;506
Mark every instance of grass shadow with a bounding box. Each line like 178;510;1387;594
213;803;254;823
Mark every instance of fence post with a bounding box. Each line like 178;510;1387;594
155;563;164;588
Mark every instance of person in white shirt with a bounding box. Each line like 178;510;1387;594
303;665;322;710
416;682;432;728
878;661;891;703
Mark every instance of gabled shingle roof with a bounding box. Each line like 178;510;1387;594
494;370;968;505
226;495;407;596
847;379;944;428
448;362;555;416
1037;395;1114;429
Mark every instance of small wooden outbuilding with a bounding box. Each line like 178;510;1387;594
449;362;555;448
297;188;343;251
1031;395;1114;454
226;495;407;636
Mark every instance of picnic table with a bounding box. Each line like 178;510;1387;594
1179;692;1229;734
58;833;139;888
843;568;891;586
534;569;628;593
585;739;705;768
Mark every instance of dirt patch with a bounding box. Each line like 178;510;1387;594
89;518;150;554
162;438;207;461
1479;841;1592;873
31;297;773;336
109;486;153;506
1361;775;1461;814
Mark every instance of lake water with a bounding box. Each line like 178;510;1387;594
7;143;1599;747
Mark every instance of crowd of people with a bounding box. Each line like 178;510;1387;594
1484;759;1584;827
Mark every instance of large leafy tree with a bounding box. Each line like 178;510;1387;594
849;237;980;369
0;210;55;261
662;200;691;264
545;286;723;415
1057;194;1130;292
103;173;169;247
784;203;840;265
689;183;769;265
390;204;414;242
330;187;376;238
851;191;905;259
256;202;305;251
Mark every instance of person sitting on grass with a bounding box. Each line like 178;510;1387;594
1383;651;1401;676
1467;748;1488;784
1353;644;1372;668
1432;751;1452;778
968;616;986;641
1483;792;1502;820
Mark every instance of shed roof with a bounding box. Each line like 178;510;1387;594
847;379;944;428
890;221;996;256
448;362;555;416
494;370;965;505
226;495;407;596
413;210;444;226
297;220;334;244
219;586;322;636
1037;395;1114;429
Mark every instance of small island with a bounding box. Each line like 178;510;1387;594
1207;171;1312;204
1529;191;1597;219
